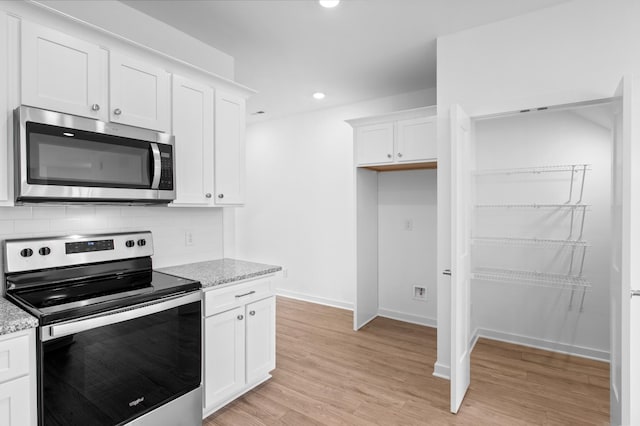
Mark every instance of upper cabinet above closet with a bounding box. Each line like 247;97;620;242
21;20;170;132
347;106;437;170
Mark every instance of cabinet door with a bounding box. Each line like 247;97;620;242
245;296;276;384
21;20;107;120
395;116;437;163
109;52;170;132
204;306;245;409
356;123;395;166
0;376;32;426
172;75;214;206
214;90;246;205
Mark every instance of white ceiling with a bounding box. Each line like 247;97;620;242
121;0;570;122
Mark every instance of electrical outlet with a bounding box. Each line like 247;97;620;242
185;231;194;246
404;219;413;231
282;269;288;278
413;285;427;301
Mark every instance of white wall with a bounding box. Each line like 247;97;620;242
436;0;640;375
472;107;611;360
378;169;437;325
10;0;234;79
235;89;436;308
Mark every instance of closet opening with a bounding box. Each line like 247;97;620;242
465;99;614;420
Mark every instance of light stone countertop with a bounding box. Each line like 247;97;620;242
0;297;38;335
158;258;282;289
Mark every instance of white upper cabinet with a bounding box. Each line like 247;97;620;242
356;123;395;165
109;52;170;132
396;116;437;163
214;90;246;205
172;75;215;206
347;107;437;168
21;20;107;120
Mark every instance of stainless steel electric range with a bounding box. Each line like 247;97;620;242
3;231;202;426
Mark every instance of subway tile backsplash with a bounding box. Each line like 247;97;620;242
0;206;225;283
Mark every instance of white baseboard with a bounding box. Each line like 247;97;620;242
433;361;450;380
377;308;437;328
476;328;610;363
275;288;353;311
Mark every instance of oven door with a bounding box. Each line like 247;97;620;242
38;292;201;426
15;105;175;203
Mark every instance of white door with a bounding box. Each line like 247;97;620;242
21;21;107;120
0;376;32;426
396;116;437;163
203;306;245;408
171;75;214;206
610;76;639;426
109;52;170;132
355;123;395;166
214;90;246;205
450;104;472;414
246;296;276;384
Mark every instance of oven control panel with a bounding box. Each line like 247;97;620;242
4;231;154;273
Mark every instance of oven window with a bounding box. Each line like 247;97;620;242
27;122;152;189
40;300;201;426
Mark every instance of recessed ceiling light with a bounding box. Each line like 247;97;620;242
313;92;326;100
319;0;340;8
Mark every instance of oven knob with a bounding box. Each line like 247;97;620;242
137;239;146;247
20;248;33;257
39;247;51;256
126;240;135;248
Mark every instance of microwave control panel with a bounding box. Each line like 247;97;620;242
158;144;173;190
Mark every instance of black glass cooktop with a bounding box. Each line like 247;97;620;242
5;258;200;325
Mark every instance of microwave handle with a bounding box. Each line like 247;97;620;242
150;143;161;189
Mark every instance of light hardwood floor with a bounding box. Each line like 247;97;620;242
203;297;609;425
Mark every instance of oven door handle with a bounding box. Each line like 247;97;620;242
150;143;161;190
43;292;201;342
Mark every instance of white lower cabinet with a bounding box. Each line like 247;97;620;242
0;329;36;426
202;278;276;417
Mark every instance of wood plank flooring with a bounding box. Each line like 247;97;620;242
203;297;609;425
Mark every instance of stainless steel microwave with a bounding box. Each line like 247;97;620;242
14;106;175;204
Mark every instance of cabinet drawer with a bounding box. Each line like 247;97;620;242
204;278;274;317
0;334;30;384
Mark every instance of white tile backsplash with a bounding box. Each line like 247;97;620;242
0;205;225;274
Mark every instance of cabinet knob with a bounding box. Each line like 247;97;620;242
205;193;212;198
249;310;256;316
237;314;244;320
91;103;100;111
397;153;403;158
387;154;392;159
218;194;224;199
113;108;122;116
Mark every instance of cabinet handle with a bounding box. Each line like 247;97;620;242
249;310;256;316
235;290;256;298
218;194;224;199
205;193;212;198
387;154;392;159
113;108;122;116
397;153;403;158
91;104;100;111
237;314;244;320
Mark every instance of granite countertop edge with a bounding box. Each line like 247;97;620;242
158;258;282;289
0;298;39;335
